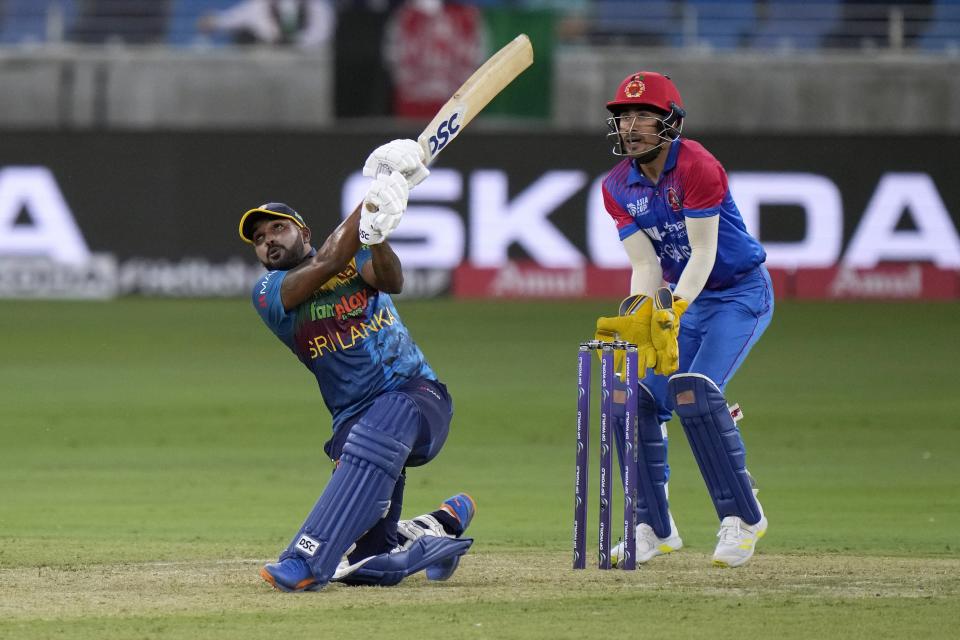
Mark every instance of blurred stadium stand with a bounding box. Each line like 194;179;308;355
0;0;76;45
0;1;958;51
750;0;843;50
585;0;959;51
167;0;237;45
68;1;171;44
1;1;959;132
918;0;960;50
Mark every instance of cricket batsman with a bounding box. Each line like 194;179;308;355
240;140;475;591
596;72;773;567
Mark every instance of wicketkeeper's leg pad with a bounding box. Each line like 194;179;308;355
635;382;672;538
668;373;762;525
281;393;420;586
337;536;474;587
612;379;672;539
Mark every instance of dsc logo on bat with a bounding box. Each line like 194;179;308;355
427;106;467;156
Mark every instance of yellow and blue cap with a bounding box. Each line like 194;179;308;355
239;202;306;244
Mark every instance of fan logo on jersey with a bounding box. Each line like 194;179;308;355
667;187;682;211
625;76;645;98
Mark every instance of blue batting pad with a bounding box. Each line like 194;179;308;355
668;373;762;524
338;536;474;587
281;393;420;586
612;379;671;539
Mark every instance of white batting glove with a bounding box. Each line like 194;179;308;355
362;139;430;189
360;170;409;245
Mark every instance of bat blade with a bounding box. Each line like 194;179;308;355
416;34;534;166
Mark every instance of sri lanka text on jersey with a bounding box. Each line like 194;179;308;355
305;306;397;358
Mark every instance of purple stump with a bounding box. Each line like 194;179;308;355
622;344;639;570
598;344;613;569
573;344;591;569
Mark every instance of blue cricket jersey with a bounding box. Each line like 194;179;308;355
602;138;765;290
252;247;436;432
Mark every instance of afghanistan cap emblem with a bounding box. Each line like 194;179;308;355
625;75;645;98
667;187;682;212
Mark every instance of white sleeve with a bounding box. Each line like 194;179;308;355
673;215;719;303
297;1;336;48
621;232;663;298
211;0;257;29
211;1;275;42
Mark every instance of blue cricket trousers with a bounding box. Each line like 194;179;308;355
643;265;774;425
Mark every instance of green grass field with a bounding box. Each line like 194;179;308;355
2;299;959;639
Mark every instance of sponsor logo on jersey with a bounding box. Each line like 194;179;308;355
642;226;662;242
258;270;277;308
309;288;371;322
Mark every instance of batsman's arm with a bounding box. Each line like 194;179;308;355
279;205;363;310
360;242;404;294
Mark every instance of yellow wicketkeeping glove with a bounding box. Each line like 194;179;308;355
594;295;658;377
650;287;689;376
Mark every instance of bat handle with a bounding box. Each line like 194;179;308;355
364;163;395;212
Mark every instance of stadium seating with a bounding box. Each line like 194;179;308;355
751;0;843;50
681;0;757;49
166;0;237;46
0;0;957;53
0;0;76;45
590;1;681;46
916;0;960;51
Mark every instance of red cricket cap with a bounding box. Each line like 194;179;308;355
606;71;684;114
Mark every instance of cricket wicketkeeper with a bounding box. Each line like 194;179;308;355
596;71;773;568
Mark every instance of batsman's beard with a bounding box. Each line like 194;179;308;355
264;245;303;271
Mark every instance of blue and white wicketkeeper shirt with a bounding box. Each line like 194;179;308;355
602;138;766;290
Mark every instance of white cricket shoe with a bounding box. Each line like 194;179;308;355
612;515;683;566
712;511;768;568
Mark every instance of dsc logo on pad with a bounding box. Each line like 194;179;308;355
295;534;320;557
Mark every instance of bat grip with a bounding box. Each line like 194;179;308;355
364;163;394;212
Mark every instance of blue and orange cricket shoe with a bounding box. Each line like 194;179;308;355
426;493;476;581
259;557;320;592
440;492;477;535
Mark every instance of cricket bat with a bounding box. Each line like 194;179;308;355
416;33;534;166
367;34;534;206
